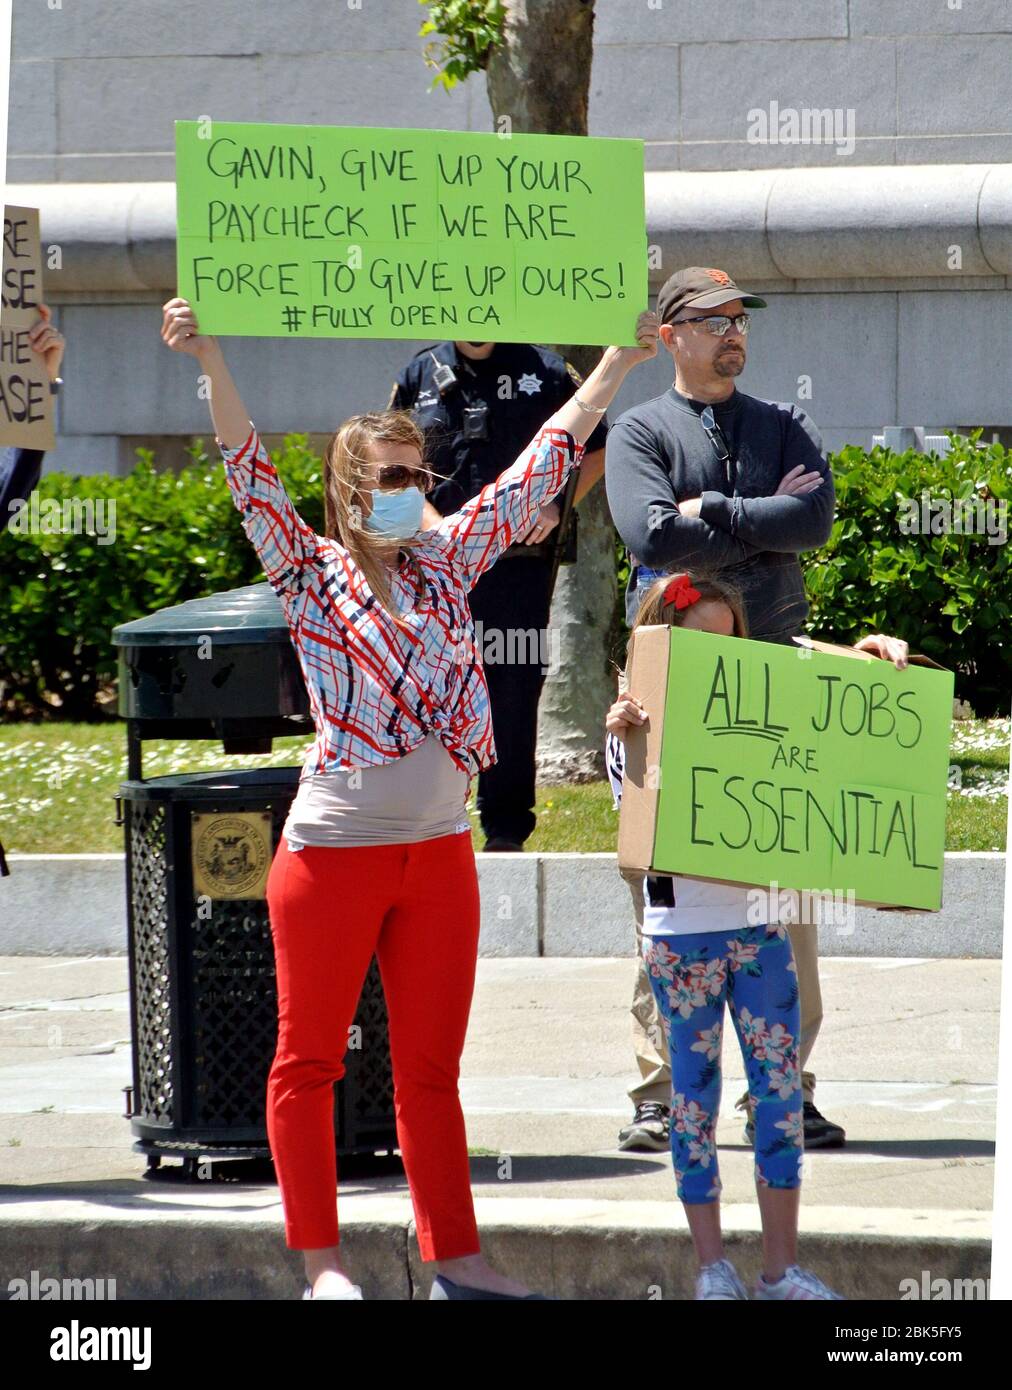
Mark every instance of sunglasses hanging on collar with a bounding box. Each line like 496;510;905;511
699;406;735;488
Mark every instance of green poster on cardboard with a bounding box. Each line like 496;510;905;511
653;628;954;911
174;120;646;344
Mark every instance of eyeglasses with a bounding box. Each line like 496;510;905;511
376;463;433;494
674;313;751;337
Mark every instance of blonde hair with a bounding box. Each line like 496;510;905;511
322;410;430;620
631;570;749;639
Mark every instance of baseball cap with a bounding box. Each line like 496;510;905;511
656;267;767;325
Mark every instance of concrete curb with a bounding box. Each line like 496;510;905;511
1;852;1005;958
0;1195;990;1301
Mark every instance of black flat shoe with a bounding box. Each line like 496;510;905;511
430;1275;553;1300
803;1101;846;1149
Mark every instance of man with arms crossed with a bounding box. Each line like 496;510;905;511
605;266;842;1154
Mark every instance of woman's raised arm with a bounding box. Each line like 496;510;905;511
160;298;319;594
161;297;250;448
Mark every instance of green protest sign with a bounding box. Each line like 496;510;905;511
174;120;646;345
624;627;954;911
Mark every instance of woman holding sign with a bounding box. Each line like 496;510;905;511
606;572;908;1301
160;295;658;1300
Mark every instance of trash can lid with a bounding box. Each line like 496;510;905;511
112;583;291;648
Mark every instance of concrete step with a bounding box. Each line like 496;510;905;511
0;1190;991;1301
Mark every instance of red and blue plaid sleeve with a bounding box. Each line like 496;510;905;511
219;425;319;595
434;426;583;589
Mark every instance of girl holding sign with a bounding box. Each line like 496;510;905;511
160;296;658;1301
606;572;907;1301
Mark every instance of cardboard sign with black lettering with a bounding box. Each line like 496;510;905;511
1;205;54;449
617;626;954;911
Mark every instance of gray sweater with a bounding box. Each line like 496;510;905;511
605;384;835;638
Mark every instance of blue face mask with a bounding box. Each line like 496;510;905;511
363;486;425;539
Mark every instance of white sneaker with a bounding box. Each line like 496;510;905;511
302;1282;363;1300
695;1258;749;1300
755;1265;844;1300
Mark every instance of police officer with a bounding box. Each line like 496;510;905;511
389;339;609;850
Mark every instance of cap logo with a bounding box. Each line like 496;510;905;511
704;268;732;286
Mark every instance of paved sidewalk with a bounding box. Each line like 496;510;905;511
0;954;997;1299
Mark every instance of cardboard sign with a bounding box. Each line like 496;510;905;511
175;120;646;345
618;627;954;911
1;205;55;450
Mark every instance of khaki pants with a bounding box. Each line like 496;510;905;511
622;865;822;1108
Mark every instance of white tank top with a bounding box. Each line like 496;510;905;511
282;734;470;851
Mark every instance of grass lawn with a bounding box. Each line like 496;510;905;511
0;719;1007;856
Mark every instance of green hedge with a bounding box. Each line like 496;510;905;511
1;433;1009;719
804;434;1010;715
0;437;324;720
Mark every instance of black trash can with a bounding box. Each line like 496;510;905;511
112;583;397;1177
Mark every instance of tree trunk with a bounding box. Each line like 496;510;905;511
485;0;615;781
485;0;594;136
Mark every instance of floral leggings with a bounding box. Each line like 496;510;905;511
643;924;804;1204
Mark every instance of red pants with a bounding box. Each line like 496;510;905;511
265;831;481;1259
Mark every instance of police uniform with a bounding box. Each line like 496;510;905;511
389;341;608;847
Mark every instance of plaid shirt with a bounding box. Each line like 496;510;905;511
220;423;583;783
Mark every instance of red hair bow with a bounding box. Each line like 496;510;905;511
663;574;702;610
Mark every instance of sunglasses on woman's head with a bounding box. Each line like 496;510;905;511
375;463;433;493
